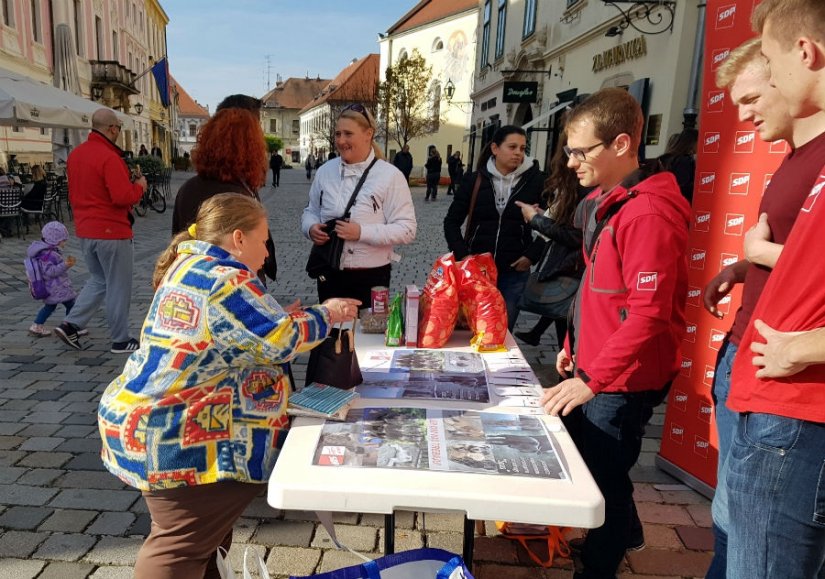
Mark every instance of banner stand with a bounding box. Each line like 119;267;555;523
655;455;714;499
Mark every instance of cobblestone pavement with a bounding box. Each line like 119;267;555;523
0;169;713;578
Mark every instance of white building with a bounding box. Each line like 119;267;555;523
171;75;208;158
378;0;479;178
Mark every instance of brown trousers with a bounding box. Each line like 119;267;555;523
135;481;264;579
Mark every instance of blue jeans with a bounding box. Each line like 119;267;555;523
725;412;825;579
707;338;738;579
564;387;669;579
35;299;75;325
497;270;529;332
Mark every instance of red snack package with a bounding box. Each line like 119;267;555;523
457;254;508;351
417;253;460;348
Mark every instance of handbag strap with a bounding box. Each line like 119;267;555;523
343;157;379;219
463;173;483;243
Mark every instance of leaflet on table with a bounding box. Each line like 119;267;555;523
355;371;490;403
313;407;569;480
359;349;486;374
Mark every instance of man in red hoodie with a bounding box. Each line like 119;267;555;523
541;88;690;579
54;108;146;353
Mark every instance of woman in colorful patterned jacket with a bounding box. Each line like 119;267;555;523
98;194;359;578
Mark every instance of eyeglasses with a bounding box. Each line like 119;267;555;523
563;141;608;161
342;103;372;127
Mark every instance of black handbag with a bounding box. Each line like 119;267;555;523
518;274;580;319
305;321;363;389
306;158;378;281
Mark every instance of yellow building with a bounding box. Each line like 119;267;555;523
144;0;172;161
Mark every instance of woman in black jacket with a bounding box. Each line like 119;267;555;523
425;148;442;201
513;129;586;348
444;125;545;331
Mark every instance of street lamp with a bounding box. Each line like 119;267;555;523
134;102;144;115
443;79;473;113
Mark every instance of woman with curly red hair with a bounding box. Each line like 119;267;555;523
172;104;277;281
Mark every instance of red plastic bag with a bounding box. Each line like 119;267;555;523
418;253;459;348
457;254;508;351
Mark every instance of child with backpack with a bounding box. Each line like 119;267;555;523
27;221;78;337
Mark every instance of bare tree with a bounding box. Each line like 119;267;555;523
378;49;437;150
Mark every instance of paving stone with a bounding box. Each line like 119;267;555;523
0;558;47;579
266;545;322;577
416;511;465;532
675;525;715;551
660;489;710;506
49;489;139;512
0;529;50;557
57;470;125;490
643;523;685;550
54;424;98;437
21;411;71;424
63;453;106;471
312;523;377;552
224;543;268;575
232;516;259;543
55;438;102;453
360;510;416;529
253;520;315;548
1;399;38;410
470;535;518;563
626;548;713;576
31;400;70;413
686;504;713;528
318;548;378;573
87;512;136;536
0;484;59;506
243;495;281;519
18;423;63;436
39;509;98;533
376;528;424;554
35;561;97;579
637;502;695;526
17;468;65;486
426;531;464;554
83;536;143;566
0;450;26;465
0;506;53;530
18;436;65;451
0;435;24;449
87;565;134;578
0;422;26;435
17;451;73;468
34;532;97;561
0;466;26;483
61;413;98;425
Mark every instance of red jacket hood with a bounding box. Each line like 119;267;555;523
595;170;691;226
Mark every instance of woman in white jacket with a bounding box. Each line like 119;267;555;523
301;104;417;305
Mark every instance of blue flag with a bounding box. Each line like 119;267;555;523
151;57;170;108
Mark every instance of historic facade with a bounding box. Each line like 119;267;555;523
261;76;330;164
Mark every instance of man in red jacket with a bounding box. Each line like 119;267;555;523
541;88;690;579
54;108;146;353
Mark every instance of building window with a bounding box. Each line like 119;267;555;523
73;0;82;56
292;119;299;134
112;31;118;60
398;49;408;61
30;0;40;41
188;123;197;137
269;119;277;133
495;0;507;60
2;0;14;27
523;0;536;39
479;0;491;70
432;38;443;52
95;16;103;60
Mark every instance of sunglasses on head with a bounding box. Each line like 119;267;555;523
342;103;372;126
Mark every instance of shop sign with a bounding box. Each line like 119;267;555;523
592;36;648;73
502;81;538;103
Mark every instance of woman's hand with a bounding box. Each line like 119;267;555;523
335;219;361;241
510;256;532;272
323;298;362;324
283;299;301;313
309;223;330;245
514;200;539;223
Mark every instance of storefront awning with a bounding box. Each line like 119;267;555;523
521;101;572;131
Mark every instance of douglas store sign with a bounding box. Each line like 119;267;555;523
502;81;538;103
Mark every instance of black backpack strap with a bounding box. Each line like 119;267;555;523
343;157;379;219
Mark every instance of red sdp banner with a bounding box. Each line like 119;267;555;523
657;0;785;492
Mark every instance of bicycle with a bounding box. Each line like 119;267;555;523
133;179;166;217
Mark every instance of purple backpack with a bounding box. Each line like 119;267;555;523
24;255;48;300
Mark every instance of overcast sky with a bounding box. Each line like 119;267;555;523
165;1;418;112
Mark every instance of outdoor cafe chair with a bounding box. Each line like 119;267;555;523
0;186;23;239
21;186;61;232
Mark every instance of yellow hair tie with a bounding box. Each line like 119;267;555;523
188;223;197;238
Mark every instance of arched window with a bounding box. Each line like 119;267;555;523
432;37;444;52
398;49;408;61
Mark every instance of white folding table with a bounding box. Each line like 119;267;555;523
268;329;604;566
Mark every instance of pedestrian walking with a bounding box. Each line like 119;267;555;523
27;222;79;337
269;149;283;187
392;144;413;183
446;151;464;195
54;108;146;354
425;148;442;201
305;153;316;180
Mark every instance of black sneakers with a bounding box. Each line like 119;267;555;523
54;322;82;350
111;338;139;354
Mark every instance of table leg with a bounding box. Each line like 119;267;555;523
384;513;395;554
463;515;475;571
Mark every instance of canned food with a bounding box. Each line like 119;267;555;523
371;286;389;314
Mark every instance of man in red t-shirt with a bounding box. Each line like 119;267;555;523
720;2;825;577
54;109;145;354
701;37;825;578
